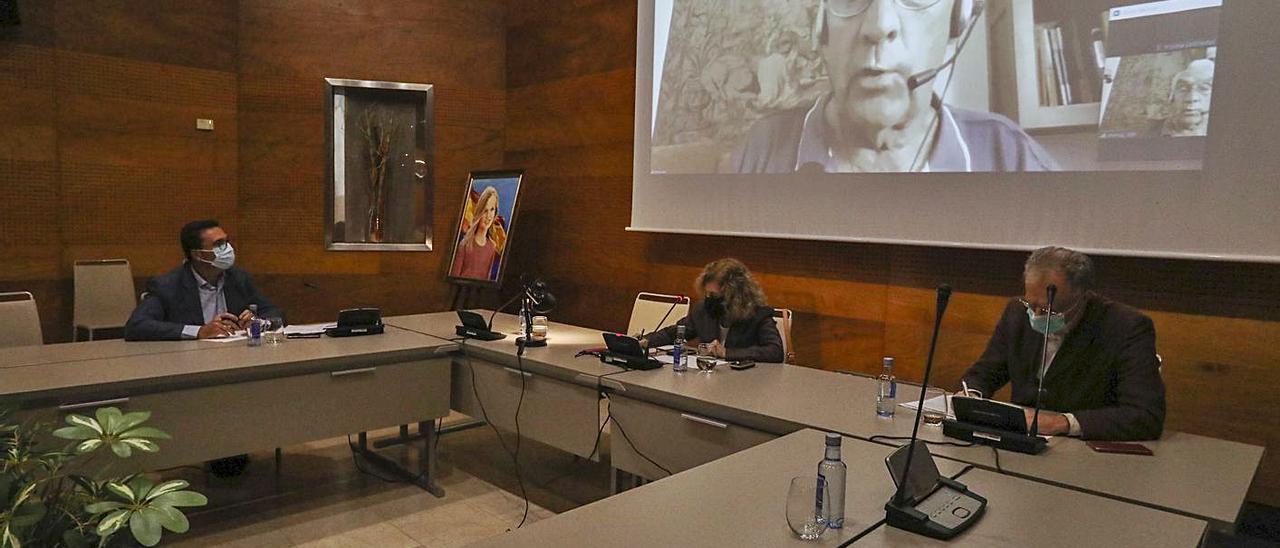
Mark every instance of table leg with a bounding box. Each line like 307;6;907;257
350;423;445;497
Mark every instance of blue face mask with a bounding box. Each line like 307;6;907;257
1026;308;1067;335
198;243;236;271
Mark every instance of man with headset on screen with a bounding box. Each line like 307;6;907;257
731;0;1056;173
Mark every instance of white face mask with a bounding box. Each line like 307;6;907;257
197;243;236;270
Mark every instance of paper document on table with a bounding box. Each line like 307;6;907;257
899;394;956;420
200;332;247;343
283;323;335;336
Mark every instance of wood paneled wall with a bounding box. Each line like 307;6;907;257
0;1;506;340
236;0;506;322
0;0;239;341
502;0;1280;505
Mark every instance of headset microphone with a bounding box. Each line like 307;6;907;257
906;0;985;91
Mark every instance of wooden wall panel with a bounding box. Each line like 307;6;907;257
504;0;1280;506
236;0;507;322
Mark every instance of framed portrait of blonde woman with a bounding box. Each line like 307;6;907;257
446;170;525;287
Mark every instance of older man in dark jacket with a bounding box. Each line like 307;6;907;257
961;247;1165;441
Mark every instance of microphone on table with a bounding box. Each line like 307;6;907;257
893;283;952;506
649;294;688;339
884;284;987;540
1029;284;1056;437
906;1;986;91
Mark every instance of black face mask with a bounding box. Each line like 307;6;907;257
704;294;727;319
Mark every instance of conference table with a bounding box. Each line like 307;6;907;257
0;310;1263;540
385;311;1263;525
467;429;1210;547
0;324;457;495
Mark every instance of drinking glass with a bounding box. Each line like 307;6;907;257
530;315;548;342
786;476;829;541
262;317;286;345
695;343;717;373
922;387;949;426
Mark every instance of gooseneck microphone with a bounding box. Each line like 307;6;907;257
906;2;986;91
1029;284;1056;436
893;284;952;506
650;295;688;337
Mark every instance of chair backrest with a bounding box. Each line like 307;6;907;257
73;259;136;329
773;308;794;363
627;292;690;336
0;291;43;348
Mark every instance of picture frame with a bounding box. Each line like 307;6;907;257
324;78;435;251
446;170;526;287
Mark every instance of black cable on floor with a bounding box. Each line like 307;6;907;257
460;339;532;530
602;393;672;477
511;346;531;529
533;414;612;490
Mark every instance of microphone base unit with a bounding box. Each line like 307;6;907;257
455;325;507;341
599;351;662;371
515;336;548;348
942;419;1048;455
884;477;987;540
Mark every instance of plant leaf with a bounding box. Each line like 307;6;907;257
104;481;135;502
109;441;132;459
153;505;190;533
120;426;170;441
95;408;123;434
2;527;21;548
69;474;98;495
152;490;207;508
8;501;46;528
115;411;152;432
144;480;189;502
120;438;158;454
129;508;162;547
96;508;131;537
84;501;126;514
52;425;99;440
74;438;104;454
127;477;153;501
64;413;102;434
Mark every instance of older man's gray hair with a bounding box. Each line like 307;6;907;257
1024;247;1096;292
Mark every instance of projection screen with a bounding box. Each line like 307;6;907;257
630;0;1280;263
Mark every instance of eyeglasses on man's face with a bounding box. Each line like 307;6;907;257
826;0;943;18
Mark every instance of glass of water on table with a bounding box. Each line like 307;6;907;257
261;317;286;345
922;387;949;426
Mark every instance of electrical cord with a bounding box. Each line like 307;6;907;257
868;435;976;448
461;339;531;530
511;344;531;528
602;393;672;477
991;446;1003;473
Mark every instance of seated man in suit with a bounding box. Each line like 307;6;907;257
960;247;1165;441
642;258;784;363
126;219;282;341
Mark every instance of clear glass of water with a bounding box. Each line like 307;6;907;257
262;317;286;345
786;475;829;541
695;343;717;373
922;387;949;426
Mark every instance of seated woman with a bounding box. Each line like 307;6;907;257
642;258;784;363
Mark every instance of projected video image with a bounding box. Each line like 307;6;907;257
647;0;1222;174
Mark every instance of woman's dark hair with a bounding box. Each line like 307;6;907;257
180;219;220;260
696;258;768;323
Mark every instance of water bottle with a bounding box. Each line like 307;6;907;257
672;325;687;372
876;356;897;417
247;304;262;347
816;433;847;528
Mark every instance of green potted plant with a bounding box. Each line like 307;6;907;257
1;407;206;547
